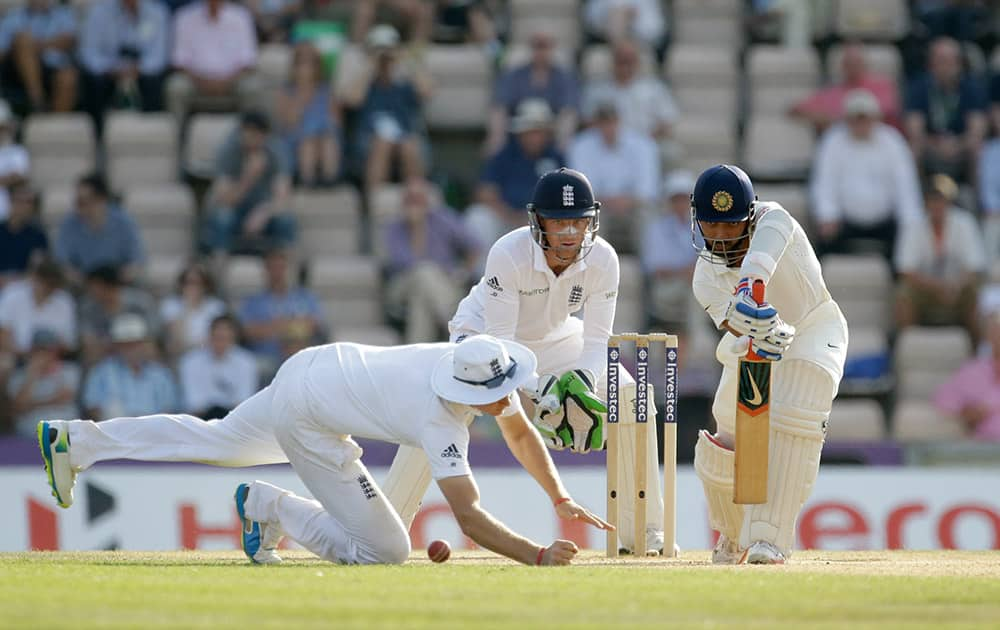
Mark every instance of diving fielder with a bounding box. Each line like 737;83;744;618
38;335;611;565
690;164;848;564
384;167;666;554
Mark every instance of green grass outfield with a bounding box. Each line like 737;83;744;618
3;550;999;629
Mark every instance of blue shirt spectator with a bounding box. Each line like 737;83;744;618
238;248;323;364
481;135;563;211
0;0;77;69
83;313;180;419
905;72;987;135
78;0;170;76
0;183;47;282
487;31;579;154
54;173;146;281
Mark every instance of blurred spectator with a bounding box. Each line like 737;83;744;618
641;170;699;330
7;328;79;438
979;122;1000;267
165;0;260;122
0;183;47;286
568;99;659;254
904;37;988;183
202;111;296;255
0;0;78;113
160;261;226;359
582;39;679;168
78;265;157;365
338;25;431;195
432;0;500;52
275;43;341;187
465;99;563;260
811;89;923;262
350;0;433;45
790;42;902;132
245;0;301;43
914;1;991;45
384;177;479;343
486;30;579;155
584;0;666;50
54;173;146;285
0;258;75;359
179;313;257;417
934;309;1000;441
78;0;170;133
895;174;986;343
83;312;180;420
0;99;29;221
238;248;324;369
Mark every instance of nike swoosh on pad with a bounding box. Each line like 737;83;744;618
746;369;764;406
827;343;840;349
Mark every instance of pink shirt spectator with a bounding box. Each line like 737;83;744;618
933;358;1000;440
791;76;901;130
172;1;257;79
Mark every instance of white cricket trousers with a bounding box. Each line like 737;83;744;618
65;348;411;565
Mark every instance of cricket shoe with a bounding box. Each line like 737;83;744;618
37;420;76;508
740;541;786;565
711;535;741;565
235;483;283;565
619;528;669;557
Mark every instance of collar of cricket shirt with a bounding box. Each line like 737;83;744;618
531;240;588;278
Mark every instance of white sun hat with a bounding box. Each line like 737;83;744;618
430;335;537;405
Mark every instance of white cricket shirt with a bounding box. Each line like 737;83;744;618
294;342;523;480
449;227;620;380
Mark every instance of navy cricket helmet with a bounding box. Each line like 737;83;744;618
527;168;601;263
691;164;756;223
690;164;758;265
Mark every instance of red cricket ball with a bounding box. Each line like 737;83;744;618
427;539;451;563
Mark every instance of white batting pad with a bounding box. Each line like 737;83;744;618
693;430;744;542
739;360;833;556
383;444;434;530
615;382;665;550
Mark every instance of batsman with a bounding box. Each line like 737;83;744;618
690;165;848;564
384;168;667;555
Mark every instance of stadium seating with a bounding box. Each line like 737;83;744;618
25;114;96;189
742;115;815;180
423;45;493;131
894;327;972;401
828;398;887;441
508;0;582;50
832;0;909;41
891;399;964;442
822;254;893;332
105;112;178;189
182;113;238;179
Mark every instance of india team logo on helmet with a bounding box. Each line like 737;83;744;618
690;164;758;264
711;190;734;213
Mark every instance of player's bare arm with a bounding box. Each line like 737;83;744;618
436;474;579;565
495;409;613;531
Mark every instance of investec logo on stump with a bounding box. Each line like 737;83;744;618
635;347;647;423
607;347;619;424
664;349;677;423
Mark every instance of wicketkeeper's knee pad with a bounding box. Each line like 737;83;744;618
615;382;664;549
694;430;744;542
740;360;833;556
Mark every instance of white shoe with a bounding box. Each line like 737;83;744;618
38;420;76;508
619;529;670;557
235;483;284;565
741;541;786;565
711;535;741;565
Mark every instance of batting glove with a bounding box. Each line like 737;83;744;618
730;321;795;361
725;278;778;337
557;369;607;454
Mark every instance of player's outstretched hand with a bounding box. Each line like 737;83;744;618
540;540;579;565
555;499;615;531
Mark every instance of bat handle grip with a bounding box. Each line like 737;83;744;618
746;280;766;360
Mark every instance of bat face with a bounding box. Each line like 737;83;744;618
735;354;771;505
737;359;771;416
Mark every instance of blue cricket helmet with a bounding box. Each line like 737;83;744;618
527;168;601;263
691;164;756;223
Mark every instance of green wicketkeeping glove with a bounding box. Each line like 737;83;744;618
556;370;608;454
530;373;568;450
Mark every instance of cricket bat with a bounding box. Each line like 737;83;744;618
734;280;770;505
